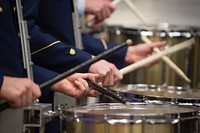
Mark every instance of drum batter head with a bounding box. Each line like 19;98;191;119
111;84;200;102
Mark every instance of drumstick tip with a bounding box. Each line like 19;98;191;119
125;102;131;108
186;79;191;83
126;39;133;45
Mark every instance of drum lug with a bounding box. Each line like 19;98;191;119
56;104;69;119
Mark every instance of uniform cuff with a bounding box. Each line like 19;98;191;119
77;0;85;16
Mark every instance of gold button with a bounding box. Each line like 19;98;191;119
0;7;3;13
69;48;76;55
13;7;16;12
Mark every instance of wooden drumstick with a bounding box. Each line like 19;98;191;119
123;0;149;25
120;38;194;76
141;36;191;83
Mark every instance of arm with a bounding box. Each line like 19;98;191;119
22;0;92;73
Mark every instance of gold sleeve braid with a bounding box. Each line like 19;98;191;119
31;41;61;55
101;38;108;50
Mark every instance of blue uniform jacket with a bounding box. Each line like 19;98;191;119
0;0;25;87
22;0;127;73
22;0;92;74
0;2;60;133
0;0;58;102
36;0;128;69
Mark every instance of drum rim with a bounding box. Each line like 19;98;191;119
61;103;198;124
104;23;200;37
110;84;200;101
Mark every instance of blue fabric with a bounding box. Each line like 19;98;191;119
22;0;92;73
32;66;61;133
33;65;58;104
0;75;3;90
36;0;128;69
0;0;25;79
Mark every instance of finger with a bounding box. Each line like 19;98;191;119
31;84;41;100
150;41;166;49
74;78;89;98
78;78;89;89
96;12;103;22
87;90;100;97
112;67;123;81
26;88;33;106
21;91;27;107
102;7;111;19
97;82;103;87
103;71;114;86
87;74;99;82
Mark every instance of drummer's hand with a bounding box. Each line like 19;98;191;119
88;59;123;86
85;0;115;23
0;76;41;108
125;41;166;67
51;73;100;98
85;14;104;29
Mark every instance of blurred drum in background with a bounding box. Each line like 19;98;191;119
110;84;200;105
101;23;200;89
89;0;200;89
61;103;199;133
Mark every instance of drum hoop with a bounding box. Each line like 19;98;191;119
111;84;200;102
61;103;198;124
105;24;200;37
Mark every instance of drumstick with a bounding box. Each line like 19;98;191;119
86;80;126;104
40;39;132;89
0;39;132;112
87;0;122;27
120;38;194;75
87;80;132;107
123;0;149;25
141;36;191;83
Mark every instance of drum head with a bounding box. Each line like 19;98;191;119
62;103;197;121
111;84;200;102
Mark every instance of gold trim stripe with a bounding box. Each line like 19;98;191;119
31;41;61;55
101;38;108;50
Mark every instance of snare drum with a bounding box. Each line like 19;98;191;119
60;103;199;133
110;84;200;105
103;24;200;89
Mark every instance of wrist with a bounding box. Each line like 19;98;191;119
125;46;136;64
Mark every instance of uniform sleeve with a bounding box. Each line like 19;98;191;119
82;33;128;69
32;65;57;103
23;0;92;73
28;20;92;73
0;75;3;90
22;0;92;73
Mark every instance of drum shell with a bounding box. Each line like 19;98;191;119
103;25;200;89
61;103;199;133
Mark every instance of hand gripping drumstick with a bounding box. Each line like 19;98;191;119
141;36;191;83
120;38;194;75
39;39;132;89
86;80;126;104
0;39;132;112
87;0;122;27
